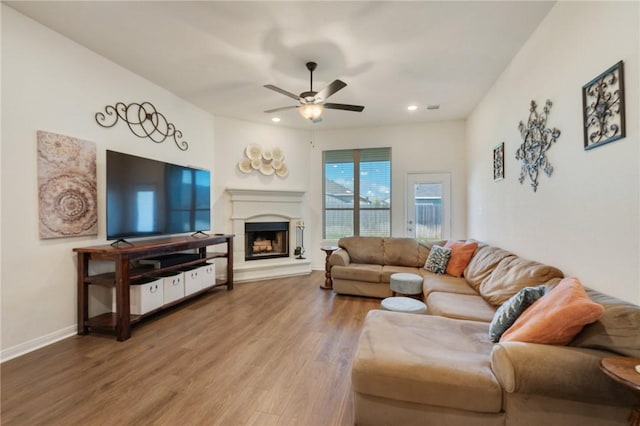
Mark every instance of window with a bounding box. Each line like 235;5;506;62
323;148;391;239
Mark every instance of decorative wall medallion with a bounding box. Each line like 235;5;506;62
95;101;188;151
515;100;561;192
37;131;97;239
238;144;288;177
582;61;625;150
493;142;504;181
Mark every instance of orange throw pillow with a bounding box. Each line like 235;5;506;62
500;277;604;345
444;240;478;277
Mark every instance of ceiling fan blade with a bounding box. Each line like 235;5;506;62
324;103;365;112
264;106;297;113
264;84;301;101
315;80;347;102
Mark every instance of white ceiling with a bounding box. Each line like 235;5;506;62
6;1;554;130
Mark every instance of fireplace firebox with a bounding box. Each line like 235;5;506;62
245;222;289;261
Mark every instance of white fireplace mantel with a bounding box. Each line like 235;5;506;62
225;188;310;282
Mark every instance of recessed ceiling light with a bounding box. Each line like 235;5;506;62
427;105;440;110
407;105;418;111
271;117;281;123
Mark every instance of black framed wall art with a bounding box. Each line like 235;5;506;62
582;61;625;150
493;142;504;181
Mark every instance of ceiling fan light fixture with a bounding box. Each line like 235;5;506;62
299;104;324;121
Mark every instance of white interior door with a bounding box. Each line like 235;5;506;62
406;173;451;241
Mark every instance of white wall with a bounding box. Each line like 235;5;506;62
467;2;639;303
309;121;467;269
212;116;312;236
1;6;215;358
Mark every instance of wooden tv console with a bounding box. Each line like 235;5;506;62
74;234;234;341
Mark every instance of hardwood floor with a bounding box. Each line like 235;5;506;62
1;271;380;425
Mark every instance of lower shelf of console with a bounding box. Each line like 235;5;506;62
87;280;227;333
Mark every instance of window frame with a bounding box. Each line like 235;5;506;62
323;148;392;239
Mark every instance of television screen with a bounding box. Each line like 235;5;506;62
106;150;211;240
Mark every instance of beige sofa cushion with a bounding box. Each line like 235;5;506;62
492;342;635;406
416;241;437;268
480;256;564;306
338;236;384;265
427;293;496;322
464;245;514;290
333;280;392;298
381;265;426;283
383;238;422;267
352;310;502;413
423;272;478;297
570;288;640;358
331;264;382;283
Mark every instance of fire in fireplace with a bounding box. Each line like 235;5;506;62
245;222;289;261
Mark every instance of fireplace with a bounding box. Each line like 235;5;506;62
245;222;289;261
226;188;310;282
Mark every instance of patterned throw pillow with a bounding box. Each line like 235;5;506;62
424;245;452;275
489;285;547;342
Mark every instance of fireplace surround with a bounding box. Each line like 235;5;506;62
226;188;311;281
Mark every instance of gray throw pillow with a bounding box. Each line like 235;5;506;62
489;285;547;342
424;245;451;275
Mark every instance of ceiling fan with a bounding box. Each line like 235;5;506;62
264;61;365;123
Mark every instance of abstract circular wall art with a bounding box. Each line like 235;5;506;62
37;131;97;239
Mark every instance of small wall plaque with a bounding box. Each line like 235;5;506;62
493;142;504;181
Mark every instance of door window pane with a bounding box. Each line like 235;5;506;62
414;183;442;241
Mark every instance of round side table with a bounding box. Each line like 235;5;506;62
320;246;339;290
600;357;640;425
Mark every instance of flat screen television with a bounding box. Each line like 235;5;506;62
106;150;211;240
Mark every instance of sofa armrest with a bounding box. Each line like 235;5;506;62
329;250;350;267
491;341;635;406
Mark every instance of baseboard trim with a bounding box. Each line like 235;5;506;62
1;325;76;363
2;268;327;362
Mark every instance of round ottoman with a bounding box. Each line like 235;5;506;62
390;272;423;296
380;296;427;314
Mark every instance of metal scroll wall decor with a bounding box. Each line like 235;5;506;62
95;101;188;151
493;142;505;181
582;60;625;150
515;100;561;192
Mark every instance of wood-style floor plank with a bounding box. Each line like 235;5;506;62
1;271;380;425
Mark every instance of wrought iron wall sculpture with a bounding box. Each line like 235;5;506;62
95;102;188;151
515;100;561;192
582;61;625;150
493;142;504;181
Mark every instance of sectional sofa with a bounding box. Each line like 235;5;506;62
329;237;640;426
